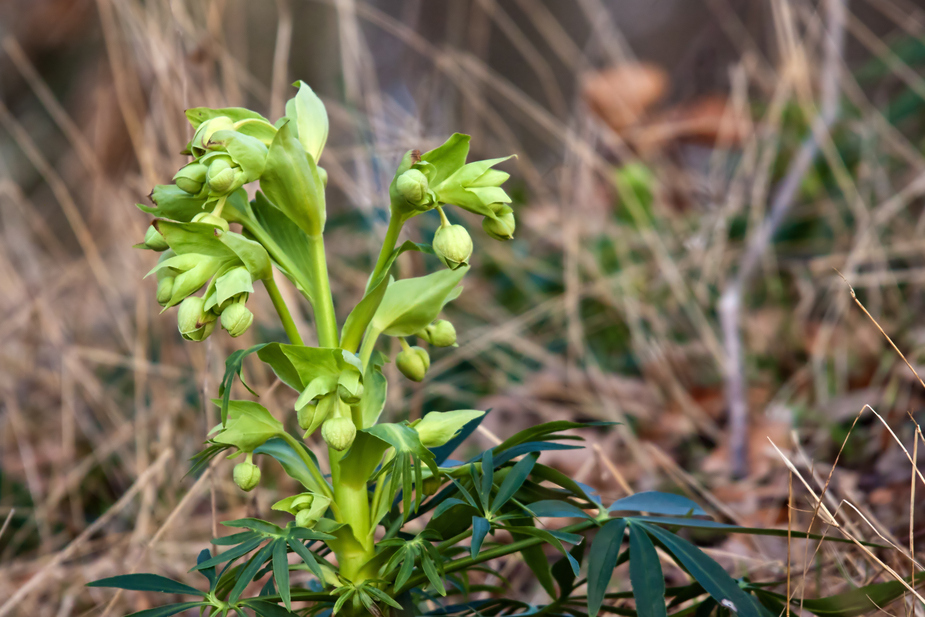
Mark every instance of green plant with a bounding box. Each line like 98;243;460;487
90;83;911;617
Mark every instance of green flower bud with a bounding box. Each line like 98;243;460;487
295;509;318;528
143;225;170;251
396;169;430;206
233;460;261;491
297;402;316;431
191;211;230;232
317;166;328;187
337;382;364;405
413;409;484;448
173;163;208;195
191;116;235;156
321;416;356;451
482;205;515;240
156;276;175;306
418;320;457;347
207;158;237;194
433;224;473;270
177;296;216;341
396;346;430;382
221;303;253;337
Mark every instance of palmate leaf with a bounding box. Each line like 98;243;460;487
230;542;275;603
627;522;667;617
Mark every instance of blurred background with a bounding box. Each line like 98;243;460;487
4;0;925;613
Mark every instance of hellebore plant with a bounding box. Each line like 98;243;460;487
92;83;907;617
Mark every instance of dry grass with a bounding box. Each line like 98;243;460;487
2;0;925;614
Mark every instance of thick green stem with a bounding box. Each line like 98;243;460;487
395;519;598;594
328;448;374;581
306;234;339;348
263;276;304;346
358;326;381;371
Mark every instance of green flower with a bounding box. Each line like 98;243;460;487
412;410;485;448
321;416;356;451
481;203;515;240
396;345;430;382
272;492;331;528
177;296;216;342
143;225;170;251
433;224;472;270
220;302;253;338
417;320;457;347
173;163;208;195
233;458;261;492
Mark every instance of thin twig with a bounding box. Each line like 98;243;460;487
720;0;847;475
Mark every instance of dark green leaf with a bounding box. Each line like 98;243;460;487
479;451;494;513
490;455;536;513
588;518;627;617
471;516;490;557
552;542;585;599
272;538;291;610
421;553;447;596
288;538;325;581
610;492;707;517
527;500;592;519
87;574;204;596
230;542;274;603
223;518;285;535
192;536;265;571
122;602;207;617
641;523;759;617
628;523;667;617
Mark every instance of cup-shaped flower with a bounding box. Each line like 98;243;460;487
482;204;515;240
396;169;435;211
143;225;170;251
173;163;208;195
417;320;457;347
413;410;485;448
397;346;430;382
190;116;235;158
321;416;357;451
272;492;332;529
220;302;253;338
177;295;216;342
433;224;473;270
338;381;364;405
233;460;261;492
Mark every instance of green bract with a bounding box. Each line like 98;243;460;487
104;83;837;617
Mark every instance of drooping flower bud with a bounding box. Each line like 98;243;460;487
272;491;331;528
321;416;356;451
173;163;208;195
397;346;430;382
220;303;253;337
482;204;515;240
297;402;316;431
337;382;364;405
177;295;216;342
433;224;473;270
156;276;175;306
413;409;485;448
396;169;432;209
233;460;261;491
191;211;230;232
417;320;457;347
206;157;238;194
143;225;170;251
191;116;235;157
295;508;319;528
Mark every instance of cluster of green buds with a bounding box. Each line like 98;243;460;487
174;111;274;206
389;134;517;246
